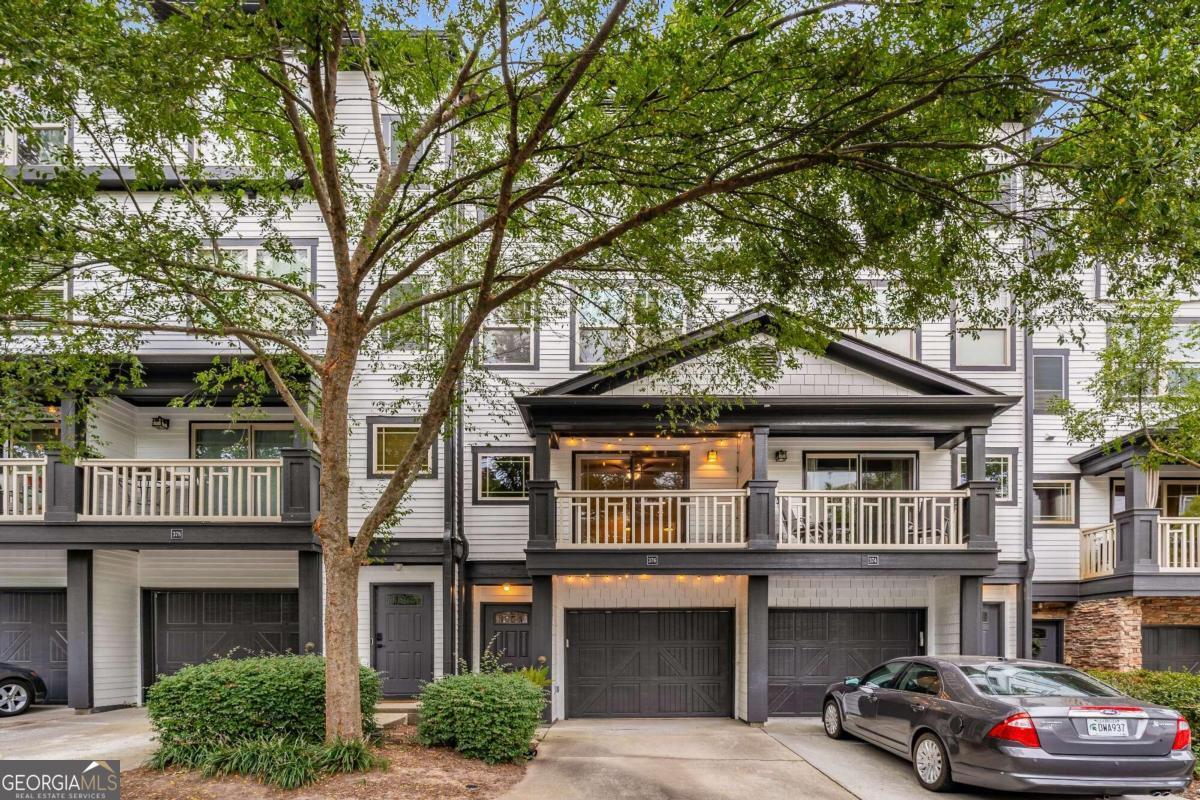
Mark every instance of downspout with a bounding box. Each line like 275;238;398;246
1021;326;1035;658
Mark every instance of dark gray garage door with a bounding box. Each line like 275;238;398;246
567;609;732;718
152;590;299;678
1143;626;1200;672
0;590;68;702
768;608;923;716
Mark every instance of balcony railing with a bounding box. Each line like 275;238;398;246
776;490;968;548
1080;522;1117;579
0;458;46;520
1158;518;1200;572
80;459;283;522
555;489;748;548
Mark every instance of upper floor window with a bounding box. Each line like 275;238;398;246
15;121;68;165
1165;322;1200;391
389;119;434;168
953;294;1012;369
805;453;915;491
480;301;535;368
1033;351;1068;413
572;288;686;368
953;451;1014;503
1033;479;1076;525
854;283;918;358
574;289;625;367
474;449;532;503
205;242;310;284
382;280;430;351
368;418;435;479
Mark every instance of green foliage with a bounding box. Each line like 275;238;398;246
1057;297;1200;472
201;737;321;789
316;737;388;775
418;672;545;763
514;665;551;689
1090;670;1200;768
147;655;381;755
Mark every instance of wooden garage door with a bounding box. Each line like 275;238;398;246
152;591;299;678
0;590;68;702
768;608;923;716
566;610;732;718
1143;626;1200;672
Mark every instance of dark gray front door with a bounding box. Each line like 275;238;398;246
566;609;732;718
982;602;1004;657
768;609;924;716
0;590;67;702
373;584;433;696
482;604;531;670
1143;626;1200;672
152;591;299;678
1032;620;1062;662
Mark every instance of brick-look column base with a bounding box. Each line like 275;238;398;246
1064;598;1143;671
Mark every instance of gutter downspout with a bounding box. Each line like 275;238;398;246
1022;326;1036;658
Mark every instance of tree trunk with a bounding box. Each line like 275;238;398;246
323;546;363;741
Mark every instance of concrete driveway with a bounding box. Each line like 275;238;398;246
0;705;156;770
504;717;1187;800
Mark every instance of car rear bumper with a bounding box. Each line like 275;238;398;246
954;747;1195;795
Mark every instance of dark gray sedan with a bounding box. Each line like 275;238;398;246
822;656;1194;794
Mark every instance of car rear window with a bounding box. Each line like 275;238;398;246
959;664;1123;697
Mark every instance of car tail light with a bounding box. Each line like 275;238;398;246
988;711;1041;748
1173;718;1191;751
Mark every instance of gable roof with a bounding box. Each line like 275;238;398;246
538;305;1003;398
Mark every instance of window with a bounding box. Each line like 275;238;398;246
16;121;67;165
12;276;68;329
1111;479;1125;518
204;242;309;283
859;661;908;689
191;422;294;459
369;419;434;479
1033;352;1068;413
898;664;942;696
576;452;688;491
493;610;529;625
953;295;1012;368
1165;323;1200;391
0;424;59;458
574;288;626;366
854;283;917;358
475;450;532;503
389;119;435;167
481;301;535;367
805;453;915;491
382;280;430;351
572;287;686;367
953;452;1014;502
1033;480;1076;525
1110;479;1200;517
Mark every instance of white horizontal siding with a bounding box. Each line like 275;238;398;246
138;550;298;588
0;550;67;587
91;550;140;707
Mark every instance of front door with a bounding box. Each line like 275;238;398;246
982;602;1004;657
1032;620;1062;662
482;604;531;670
373;584;433;696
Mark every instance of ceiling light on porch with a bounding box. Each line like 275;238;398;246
707;449;718;464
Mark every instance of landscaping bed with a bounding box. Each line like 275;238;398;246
122;725;526;800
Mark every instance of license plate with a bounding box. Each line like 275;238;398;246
1086;719;1129;737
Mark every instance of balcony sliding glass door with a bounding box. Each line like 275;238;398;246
574;452;688;544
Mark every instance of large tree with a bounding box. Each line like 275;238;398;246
2;0;1199;740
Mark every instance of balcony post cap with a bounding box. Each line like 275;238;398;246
279;447;319;459
528;479;559;489
959;479;998;491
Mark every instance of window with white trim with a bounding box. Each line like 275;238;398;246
953;294;1012;368
1033;480;1076;525
475;451;532;502
370;422;433;478
573;287;686;367
15;120;67;165
854;284;917;358
953;452;1013;502
481;301;535;367
202;243;309;284
382;280;430;351
1165;323;1200;391
389;120;435;167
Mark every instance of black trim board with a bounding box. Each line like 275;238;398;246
466;561;530;582
0;522;319;549
541;306;1005;398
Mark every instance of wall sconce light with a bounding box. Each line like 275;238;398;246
706;449;718;464
502;583;512;593
151;416;170;431
774;450;788;462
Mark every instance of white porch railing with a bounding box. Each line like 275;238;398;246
1158;518;1200;572
555;489;748;547
776;490;968;548
80;459;283;521
1080;522;1117;579
0;458;46;520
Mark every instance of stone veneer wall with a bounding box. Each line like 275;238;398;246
1056;597;1200;671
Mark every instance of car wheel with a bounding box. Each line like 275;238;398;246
823;700;847;739
912;732;953;792
0;680;31;717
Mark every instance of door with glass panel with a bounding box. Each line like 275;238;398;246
191;423;293;517
801;454;917;545
575;452;688;544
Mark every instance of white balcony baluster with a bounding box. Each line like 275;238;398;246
1158;518;1200;572
1080;522;1117;579
0;458;46;520
556;489;747;548
79;459;282;521
775;490;967;548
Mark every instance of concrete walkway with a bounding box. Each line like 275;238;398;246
500;718;854;800
0;706;156;771
504;717;1187;800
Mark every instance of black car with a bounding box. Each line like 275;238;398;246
823;656;1194;794
0;662;48;717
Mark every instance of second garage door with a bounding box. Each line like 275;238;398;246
768;608;923;716
566;609;732;718
0;590;68;702
151;590;299;678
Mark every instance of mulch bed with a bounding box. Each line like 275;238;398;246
120;726;527;800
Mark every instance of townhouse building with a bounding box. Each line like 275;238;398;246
3;69;1199;723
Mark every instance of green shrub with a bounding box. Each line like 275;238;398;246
202;737;320;789
418;671;545;763
1090;669;1200;769
147;655;381;772
514;665;550;689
